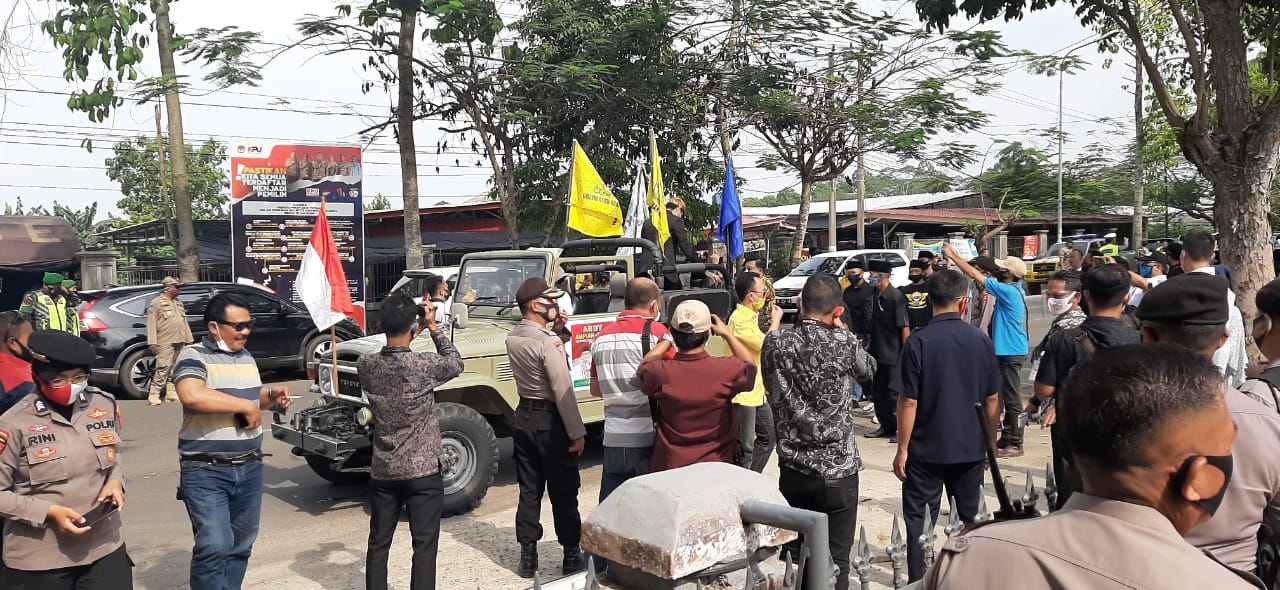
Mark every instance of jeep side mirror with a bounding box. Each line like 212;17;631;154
450;303;469;329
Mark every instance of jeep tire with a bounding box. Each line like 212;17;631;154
438;402;499;516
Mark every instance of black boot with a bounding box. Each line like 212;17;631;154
518;543;538;578
562;545;584;574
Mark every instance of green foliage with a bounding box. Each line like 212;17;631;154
368;194;393;211
104;136;229;223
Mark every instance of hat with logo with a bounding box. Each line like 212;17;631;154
515;278;565;306
671;300;712;334
27;330;96;374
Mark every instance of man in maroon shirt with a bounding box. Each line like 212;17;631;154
637;300;757;472
0;311;34;415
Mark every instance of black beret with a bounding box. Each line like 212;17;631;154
1135;273;1229;325
867;260;893;274
515;277;564;306
28;330;96;371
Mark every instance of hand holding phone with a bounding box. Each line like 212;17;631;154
81;499;118;528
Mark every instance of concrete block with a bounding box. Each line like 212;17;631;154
581;462;799;580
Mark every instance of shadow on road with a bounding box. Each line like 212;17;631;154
262;459;371;517
289;541;367;590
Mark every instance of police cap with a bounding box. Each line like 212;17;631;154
515;278;565;306
27;330;96;373
1135;273;1229;326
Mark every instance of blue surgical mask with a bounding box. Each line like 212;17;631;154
1139;265;1153;278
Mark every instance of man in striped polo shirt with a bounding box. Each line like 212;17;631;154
589;278;673;501
173;292;291;590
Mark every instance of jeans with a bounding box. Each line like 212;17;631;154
778;467;859;590
367;473;443;590
997;355;1025;446
599;446;652;503
749;401;775;473
734;404;757;469
901;460;983;582
181;459;264;590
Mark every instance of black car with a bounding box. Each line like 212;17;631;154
78;282;363;398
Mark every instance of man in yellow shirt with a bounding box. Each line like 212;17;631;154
728;271;784;472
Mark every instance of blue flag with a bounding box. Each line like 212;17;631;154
717;160;744;261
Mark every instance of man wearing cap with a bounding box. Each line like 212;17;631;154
943;243;1029;458
638;300;757;472
505;277;587;578
1129;251;1169;307
1135;274;1280;575
0;330;131;587
147;277;194;406
20;273;76;334
865;259;910;440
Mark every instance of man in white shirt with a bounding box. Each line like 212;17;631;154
1179;231;1247;388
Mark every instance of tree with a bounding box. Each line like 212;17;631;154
105;136;229;230
43;0;261;280
914;0;1280;326
734;11;1004;264
368;194;393;211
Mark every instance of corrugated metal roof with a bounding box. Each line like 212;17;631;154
742;191;974;216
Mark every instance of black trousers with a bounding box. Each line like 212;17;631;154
513;404;582;547
902;460;983;582
366;472;443;590
1050;424;1078;510
779;467;859;590
871;366;897;435
997;355;1025;446
6;544;133;590
749;400;776;472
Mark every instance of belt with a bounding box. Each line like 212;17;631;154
181;450;264;465
517;398;557;412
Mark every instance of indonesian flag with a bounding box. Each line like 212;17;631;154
296;201;353;330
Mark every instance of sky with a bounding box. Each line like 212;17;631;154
0;0;1135;221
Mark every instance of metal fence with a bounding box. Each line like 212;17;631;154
116;263;232;287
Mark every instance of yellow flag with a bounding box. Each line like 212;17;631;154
648;130;670;250
567;142;623;238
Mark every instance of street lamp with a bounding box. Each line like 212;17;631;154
1056;41;1091;243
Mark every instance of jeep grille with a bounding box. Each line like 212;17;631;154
495;361;514;381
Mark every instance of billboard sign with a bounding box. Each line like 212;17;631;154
230;143;365;326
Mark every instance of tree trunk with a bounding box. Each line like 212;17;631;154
397;8;424;269
1211;152;1280;326
789;179;815;266
1132;50;1145;249
856;152;866;249
152;0;198;282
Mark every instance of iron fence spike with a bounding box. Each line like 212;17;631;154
975;485;993;523
1045;462;1059;512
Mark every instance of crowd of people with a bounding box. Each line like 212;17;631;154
3;225;1280;590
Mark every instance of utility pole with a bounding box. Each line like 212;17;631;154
1055;42;1089;244
1131;28;1145;250
855;59;867;249
153;104;176;255
153;0;199;281
827;51;837;253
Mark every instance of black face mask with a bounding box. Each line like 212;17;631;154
911;274;924;284
536;304;558;325
1177;454;1234;516
10;340;35;363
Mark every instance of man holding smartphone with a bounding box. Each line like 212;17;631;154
173;293;292;590
359;293;464;590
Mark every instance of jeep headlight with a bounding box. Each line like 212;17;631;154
318;365;335;399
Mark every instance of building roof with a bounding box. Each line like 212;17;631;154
742;190;974;216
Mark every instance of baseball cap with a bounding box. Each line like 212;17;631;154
1138;252;1171;268
671;300;712;334
995;256;1028;279
970;256;1000;274
162;277;181;288
515;278;565;306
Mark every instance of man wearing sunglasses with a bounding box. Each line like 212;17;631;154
172;292;291;590
505;278;587;578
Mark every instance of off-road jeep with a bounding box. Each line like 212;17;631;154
271;238;732;516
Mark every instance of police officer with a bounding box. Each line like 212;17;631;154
921;345;1263;589
20;273;76;334
146;277;193;406
505;278;586;578
0;330;131;589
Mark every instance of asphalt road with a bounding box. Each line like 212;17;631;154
116;300;1058;589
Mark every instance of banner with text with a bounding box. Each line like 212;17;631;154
230;143;365;325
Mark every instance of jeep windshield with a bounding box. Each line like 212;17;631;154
788;256;845;277
456;258;548;309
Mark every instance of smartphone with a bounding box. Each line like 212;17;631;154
235;413;250;429
81;500;118;527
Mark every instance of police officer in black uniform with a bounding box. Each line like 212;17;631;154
0;330;130;589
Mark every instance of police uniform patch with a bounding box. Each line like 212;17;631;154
98;432;117;445
87;408;109;420
106;447;116;463
28;423;49;433
36;446;57;460
34;400;47;414
0;430;8;453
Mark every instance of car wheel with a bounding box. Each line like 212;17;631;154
119;348;157;400
302;335;333;371
437;402;499;517
304;453;371;486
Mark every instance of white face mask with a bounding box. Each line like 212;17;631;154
1046;293;1076;316
70;382;89;398
215;336;234;353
